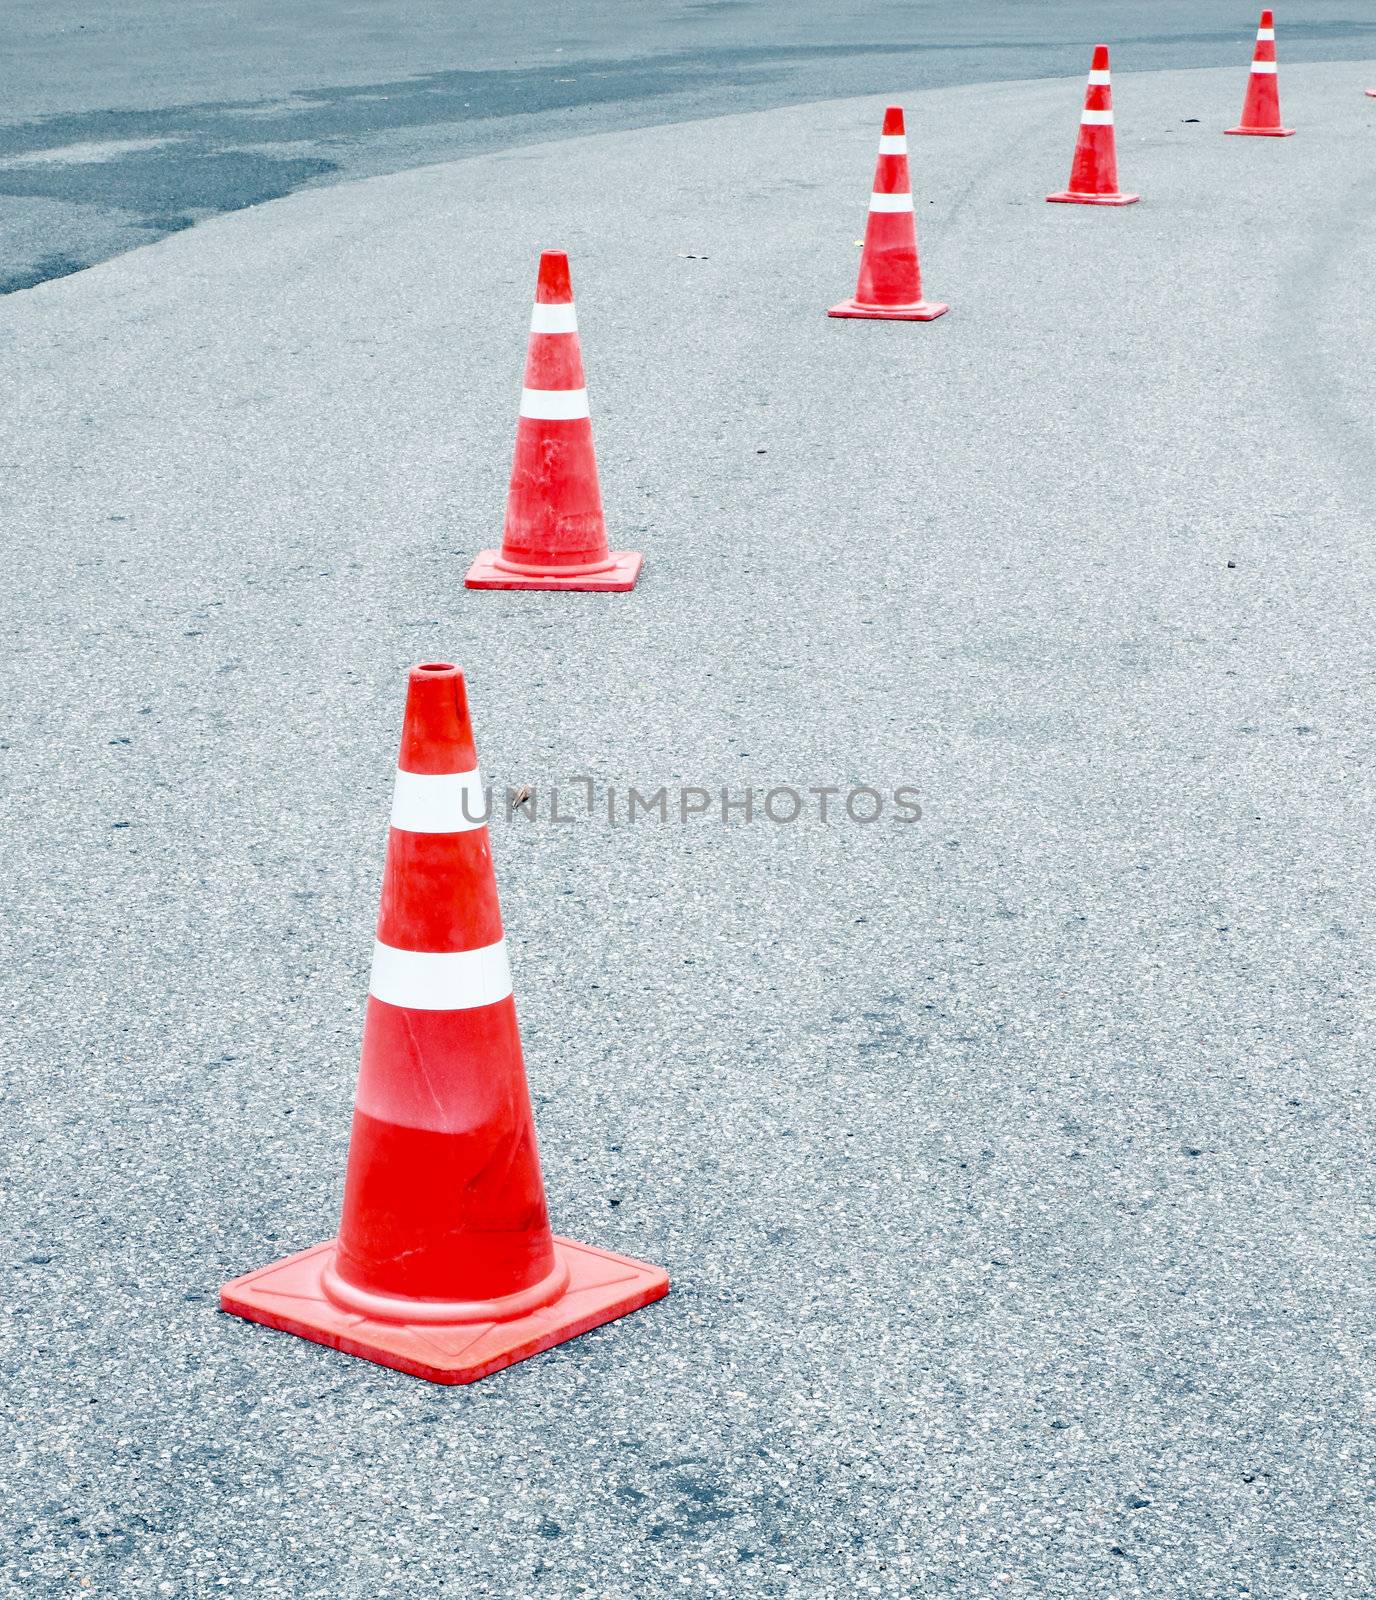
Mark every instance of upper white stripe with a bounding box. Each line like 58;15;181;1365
530;302;578;334
1250;60;1278;72
868;191;914;212
369;939;513;1011
877;134;908;154
1080;109;1115;125
1087;69;1112;85
390;768;487;834
1256;27;1275;39
520;386;590;420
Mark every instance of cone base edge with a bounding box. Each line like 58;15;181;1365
827;298;949;321
220;1235;669;1384
1223;125;1295;136
465;550;643;592
1045;190;1141;205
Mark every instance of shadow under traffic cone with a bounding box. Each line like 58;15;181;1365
221;663;668;1384
1226;10;1295;135
1047;46;1140;205
828;106;948;321
465;251;642;592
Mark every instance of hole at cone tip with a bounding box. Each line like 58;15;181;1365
416;662;457;674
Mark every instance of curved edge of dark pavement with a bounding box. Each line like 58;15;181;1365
1;6;1374;294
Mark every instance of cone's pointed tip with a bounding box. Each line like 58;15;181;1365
881;105;905;134
1091;44;1110;69
400;663;477;774
536;250;574;303
1260;8;1274;25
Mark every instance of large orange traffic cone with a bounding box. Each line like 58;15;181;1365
466;251;642;592
1227;11;1295;135
1047;46;1139;205
828;106;948;321
221;663;668;1384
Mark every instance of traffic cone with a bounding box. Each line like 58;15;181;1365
1226;11;1295;135
221;663;668;1384
465;251;642;592
1047;46;1139;205
828;106;948;321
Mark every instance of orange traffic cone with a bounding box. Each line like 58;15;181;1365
466;251;642;592
828;106;948;321
1047;46;1139;205
1226;10;1295;135
221;663;668;1384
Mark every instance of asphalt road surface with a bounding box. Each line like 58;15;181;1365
2;0;1375;291
3;36;1376;1600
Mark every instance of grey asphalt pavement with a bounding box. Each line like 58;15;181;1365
2;55;1375;1599
2;0;1375;292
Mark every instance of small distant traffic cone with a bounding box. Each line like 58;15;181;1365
466;251;642;592
1226;11;1295;135
1047;46;1139;205
221;663;668;1384
828;106;948;321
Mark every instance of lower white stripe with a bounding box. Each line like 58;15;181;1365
519;386;590;420
369;938;513;1011
1087;69;1112;85
1256;27;1275;39
869;192;914;212
530;302;577;334
1080;109;1115;125
390;768;487;834
877;134;908;154
1250;60;1278;72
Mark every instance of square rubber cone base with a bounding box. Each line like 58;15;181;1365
221;1237;669;1385
1224;125;1295;136
465;550;643;592
1046;190;1141;205
827;298;949;321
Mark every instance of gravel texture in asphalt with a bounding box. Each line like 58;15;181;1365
1;57;1374;1599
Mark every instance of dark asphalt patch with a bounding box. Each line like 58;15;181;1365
0;251;87;295
2;18;1373;296
0;148;339;214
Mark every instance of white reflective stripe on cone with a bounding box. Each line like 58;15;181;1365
1250;60;1278;72
868;192;914;212
369;939;513;1011
390;768;487;834
1087;69;1112;85
519;386;590;420
1080;109;1115;124
1256;28;1275;39
877;135;908;154
530;302;578;334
